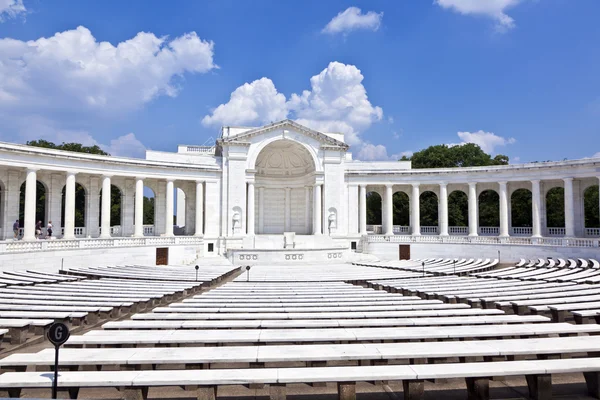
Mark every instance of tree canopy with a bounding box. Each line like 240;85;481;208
26;139;110;156
408;143;509;168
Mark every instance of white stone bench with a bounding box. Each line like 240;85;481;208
101;314;549;331
2;358;600;400
66;321;594;347
132;308;503;321
511;293;600;315
0;311;87;325
573;310;600;324
158;303;466;314
0;318;53;344
6;336;600;373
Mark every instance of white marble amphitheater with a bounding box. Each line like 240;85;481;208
0;118;598;269
0;119;600;400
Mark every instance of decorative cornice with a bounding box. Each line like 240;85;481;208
221;119;350;150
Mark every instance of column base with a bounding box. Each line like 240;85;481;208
439;233;449;237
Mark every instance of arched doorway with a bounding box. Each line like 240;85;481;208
584;185;599;236
511;189;532;236
546;187;565;236
254;140;316;234
479;190;499;235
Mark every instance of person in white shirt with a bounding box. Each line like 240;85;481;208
46;221;53;239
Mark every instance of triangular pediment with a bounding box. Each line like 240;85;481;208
219;120;349;150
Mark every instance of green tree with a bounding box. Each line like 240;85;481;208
408;143;509;168
143;196;155;225
27;140;110;155
366;192;381;225
584;186;599;228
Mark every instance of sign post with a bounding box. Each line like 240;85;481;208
47;322;70;399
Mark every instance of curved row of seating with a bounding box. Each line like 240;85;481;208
472;259;600;284
64;264;236;283
0;265;237;346
2;264;600;400
516;258;600;269
355;258;499;276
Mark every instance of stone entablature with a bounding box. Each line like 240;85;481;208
0;120;598;251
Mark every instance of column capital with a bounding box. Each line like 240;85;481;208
563;177;574;182
195;179;204;184
359;183;367;189
136;176;146;181
25;167;40;173
412;183;420;188
314;182;323;187
468;182;477;188
166;178;175;183
439;182;448;187
65;170;78;177
498;181;508;187
385;184;394;189
530;179;540;184
101;174;113;180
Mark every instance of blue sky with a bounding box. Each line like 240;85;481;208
0;0;598;162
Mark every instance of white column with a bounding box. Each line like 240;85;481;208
564;177;575;237
411;184;421;236
247;182;255;235
498;181;509;237
468;182;478;237
22;168;38;241
258;187;265;234
175;189;186;227
284;187;291;232
384;185;394;236
134;178;144;237
63;171;77;240
304;186;311;234
165;179;174;236
100;175;112;238
194;181;204;236
359;185;367;235
439;183;449;236
313;183;322;235
531;180;542;238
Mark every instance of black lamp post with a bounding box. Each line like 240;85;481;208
246;265;251;282
422;261;425;277
195;265;199;282
453;259;457;275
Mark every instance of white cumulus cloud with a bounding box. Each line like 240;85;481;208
455;130;516;153
322;6;383;35
102;133;146;158
288;62;383;146
202;61;383;153
593;152;600;159
435;0;522;32
0;26;216;113
0;0;25;21
201;78;287;127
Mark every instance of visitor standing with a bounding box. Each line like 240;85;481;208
35;220;42;239
12;220;19;239
46;220;53;239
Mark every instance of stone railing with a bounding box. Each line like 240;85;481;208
365;234;599;248
449;226;468;235
511;227;533;236
393;225;409;234
586;228;600;237
420;226;438;235
0;236;203;254
546;227;566;236
479;226;500;236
